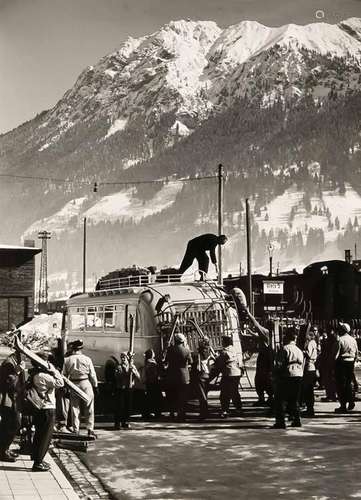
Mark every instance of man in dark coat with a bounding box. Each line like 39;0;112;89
165;333;192;421
0;350;25;462
178;233;228;278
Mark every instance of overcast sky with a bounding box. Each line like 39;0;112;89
0;0;361;134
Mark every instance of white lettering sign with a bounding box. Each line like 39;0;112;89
263;281;284;295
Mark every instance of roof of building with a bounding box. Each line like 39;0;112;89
0;244;41;266
0;244;41;252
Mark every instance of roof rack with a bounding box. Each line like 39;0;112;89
97;273;189;290
96;272;223;291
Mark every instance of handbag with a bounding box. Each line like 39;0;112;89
23;385;46;413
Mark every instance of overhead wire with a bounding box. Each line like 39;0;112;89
0;172;218;187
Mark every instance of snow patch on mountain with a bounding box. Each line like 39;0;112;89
84;182;182;224
105;117;128;138
104;69;117;78
171;120;192;136
24;197;88;235
124;158;141;169
255;183;361;245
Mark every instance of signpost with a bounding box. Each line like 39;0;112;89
263;280;284;295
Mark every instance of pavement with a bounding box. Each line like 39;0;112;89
0;452;79;500
83;390;361;500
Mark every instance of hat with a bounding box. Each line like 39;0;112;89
199;336;210;346
174;333;186;344
71;339;84;350
339;322;351;334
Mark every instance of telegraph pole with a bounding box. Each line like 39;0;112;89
245;199;253;315
217;164;224;285
38;230;51;313
83;217;87;293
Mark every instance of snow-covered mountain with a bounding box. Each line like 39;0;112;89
1;17;361;292
3;17;361;165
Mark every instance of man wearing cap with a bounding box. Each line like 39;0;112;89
334;322;358;413
209;335;243;418
63;340;98;437
273;328;304;429
165;333;192;421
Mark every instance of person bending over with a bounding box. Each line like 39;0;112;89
178;233;227;279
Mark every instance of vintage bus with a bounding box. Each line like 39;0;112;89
65;273;243;391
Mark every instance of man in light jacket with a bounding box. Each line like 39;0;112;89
334;322;358;413
209;335;243;418
63;340;98;437
31;352;64;472
273;328;304;429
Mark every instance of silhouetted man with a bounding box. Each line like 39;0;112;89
178;233;228;278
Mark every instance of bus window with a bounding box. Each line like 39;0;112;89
114;305;126;332
70;307;85;331
86;306;104;331
104;305;116;330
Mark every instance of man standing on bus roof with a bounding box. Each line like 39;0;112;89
63;340;98;438
178;233;228;279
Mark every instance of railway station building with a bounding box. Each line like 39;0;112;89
0;241;41;333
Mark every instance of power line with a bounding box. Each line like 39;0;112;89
100;174;218;186
0;172;218;187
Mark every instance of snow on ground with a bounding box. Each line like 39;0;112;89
84;182;182;224
255;183;361;244
24;197;88;236
105;117;128;138
322;184;361;229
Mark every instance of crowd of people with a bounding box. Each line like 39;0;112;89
0;313;359;471
0;338;98;471
252;318;359;429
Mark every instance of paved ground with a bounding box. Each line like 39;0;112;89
83;391;361;500
0;453;79;500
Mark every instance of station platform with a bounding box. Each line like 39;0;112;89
0;452;79;500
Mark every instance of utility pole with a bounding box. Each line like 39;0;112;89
218;164;224;285
83;217;87;293
38;230;51;313
245;199;253;315
268;243;274;277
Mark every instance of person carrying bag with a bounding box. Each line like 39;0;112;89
27;351;64;472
